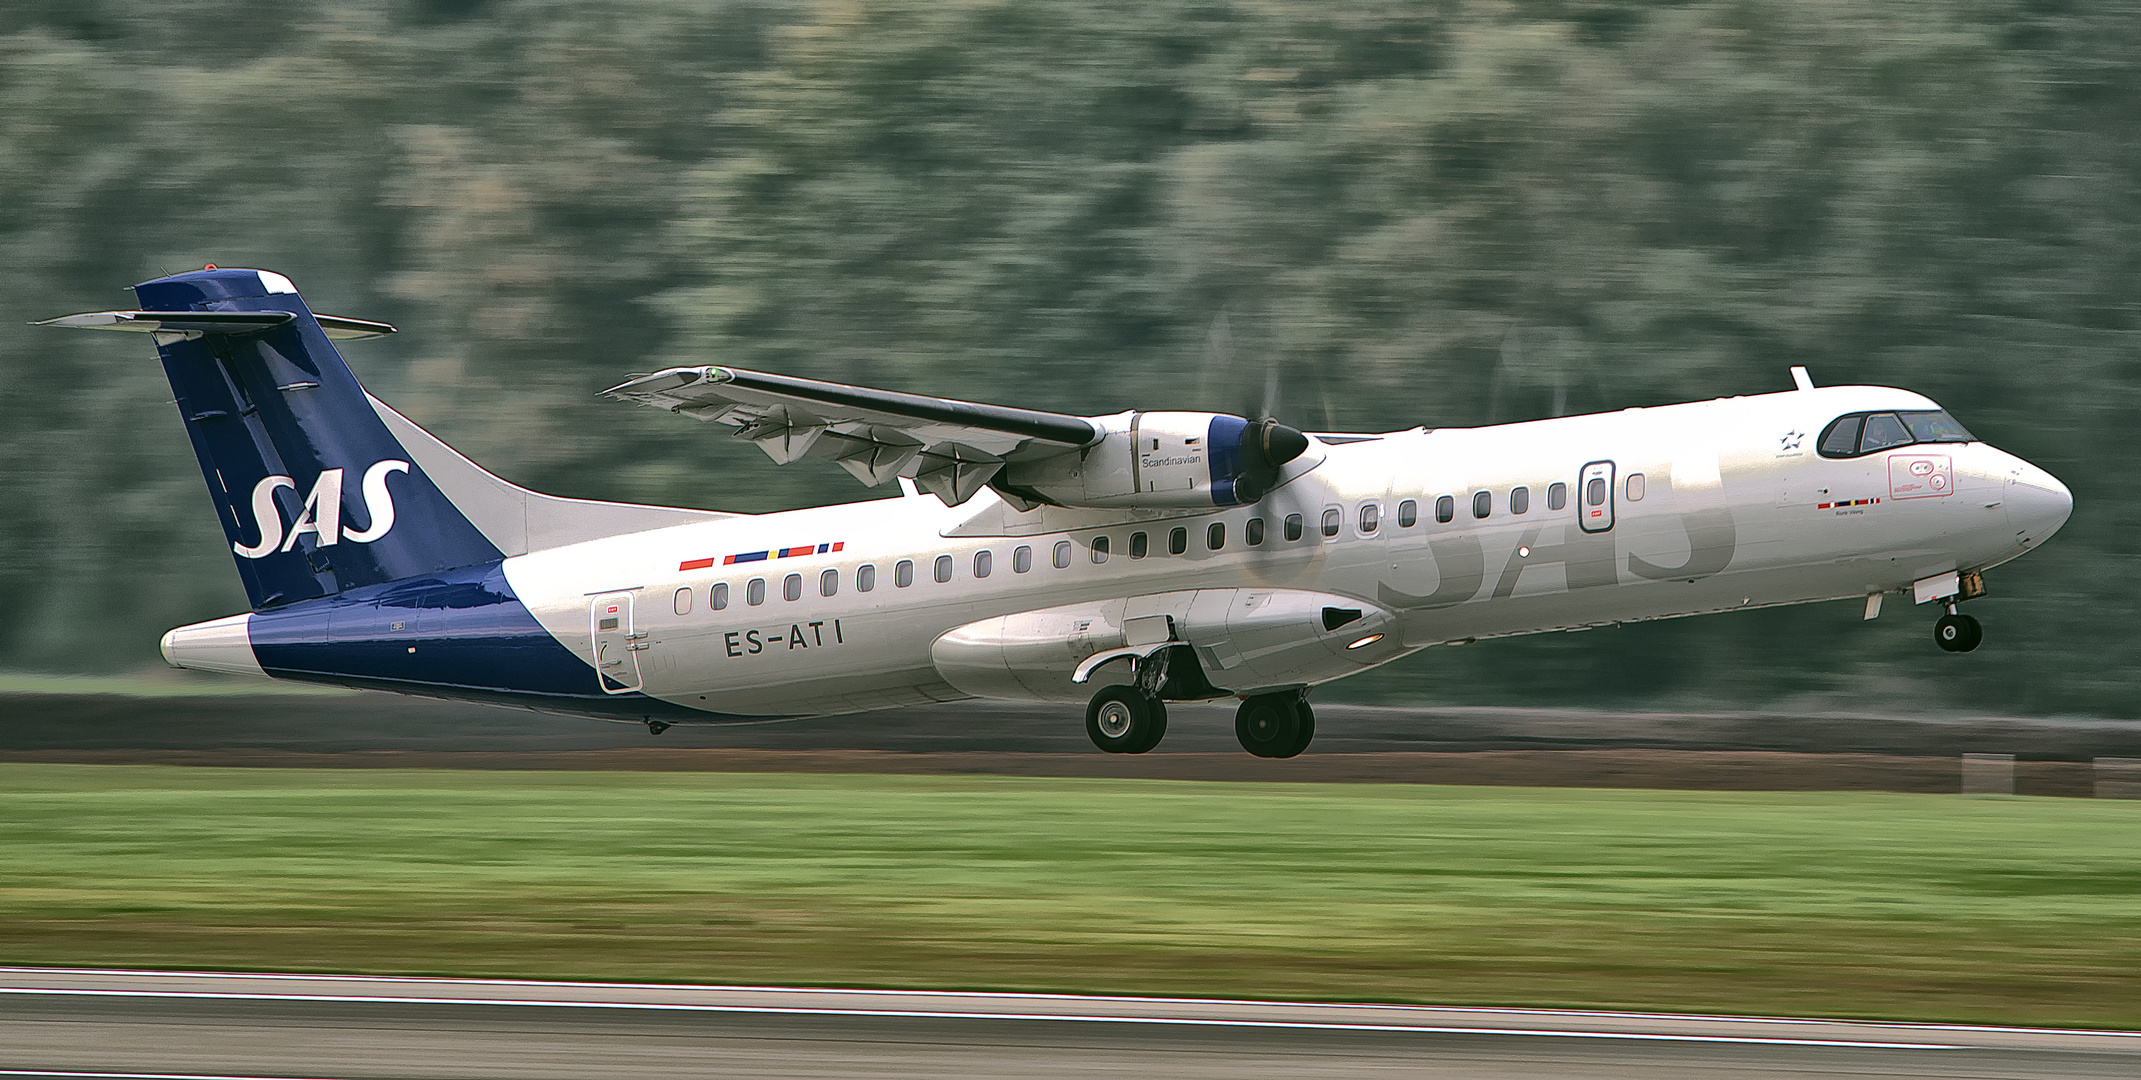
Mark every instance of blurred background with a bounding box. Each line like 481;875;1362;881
2;0;2132;717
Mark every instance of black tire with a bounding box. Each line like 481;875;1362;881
1128;698;1168;754
1087;686;1164;754
1236;693;1302;758
1274;699;1316;759
1935;613;1982;653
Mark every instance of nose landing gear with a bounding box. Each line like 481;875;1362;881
1934;605;1983;653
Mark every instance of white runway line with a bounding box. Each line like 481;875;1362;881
0;1072;347;1080
0;971;1965;1050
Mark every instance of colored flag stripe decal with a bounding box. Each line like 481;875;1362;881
679;542;844;572
1817;498;1880;509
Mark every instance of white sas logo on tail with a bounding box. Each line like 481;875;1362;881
232;459;409;559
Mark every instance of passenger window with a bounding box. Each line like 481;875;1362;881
1246;517;1266;546
934;555;954;583
1586;477;1607;507
1091;536;1110;563
1321;508;1341;537
747;578;766;606
1859;413;1912;453
974;550;992;578
1435;495;1455;523
857;565;876;592
820;569;839;596
1129;531;1149;559
711;582;730;610
1207;522;1225;550
1169;527;1188;555
1510;487;1529;515
1547;482;1567;511
1397;500;1418;528
895;560;915;588
1359;503;1379;533
1472;491;1491;519
1053;540;1072;568
784;573;802;601
673;587;692;616
1284;514;1304;541
1013;545;1032;573
1626;473;1645;501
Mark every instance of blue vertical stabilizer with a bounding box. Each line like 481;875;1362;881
129;268;502;609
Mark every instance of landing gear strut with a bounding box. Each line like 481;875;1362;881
1236;692;1315;758
1934;606;1982;653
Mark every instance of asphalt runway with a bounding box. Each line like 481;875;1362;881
3;969;2137;1079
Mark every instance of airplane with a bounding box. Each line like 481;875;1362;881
41;267;2073;757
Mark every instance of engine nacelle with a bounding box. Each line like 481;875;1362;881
1000;412;1312;509
930;588;1402;703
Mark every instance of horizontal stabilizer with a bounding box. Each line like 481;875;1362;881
37;310;395;340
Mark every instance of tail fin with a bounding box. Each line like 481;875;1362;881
111;268;502;609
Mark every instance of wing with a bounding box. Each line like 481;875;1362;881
602;366;1101;505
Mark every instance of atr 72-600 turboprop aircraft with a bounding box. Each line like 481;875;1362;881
44;268;2072;756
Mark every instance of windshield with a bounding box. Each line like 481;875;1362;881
1816;409;1976;458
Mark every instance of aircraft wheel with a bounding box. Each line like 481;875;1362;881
1087;686;1166;754
1278;699;1316;759
1934;612;1983;653
1236;693;1304;758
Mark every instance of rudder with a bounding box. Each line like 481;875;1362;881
124;267;501;609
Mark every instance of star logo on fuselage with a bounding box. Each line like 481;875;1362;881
1780;430;1804;452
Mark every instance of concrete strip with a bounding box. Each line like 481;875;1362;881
4;967;2137;1054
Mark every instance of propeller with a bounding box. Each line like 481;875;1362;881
1202;311;1308;502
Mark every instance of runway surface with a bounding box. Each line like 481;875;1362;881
3;968;2137;1079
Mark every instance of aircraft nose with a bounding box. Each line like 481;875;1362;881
2004;459;2073;546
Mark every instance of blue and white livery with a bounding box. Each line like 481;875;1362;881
43;268;2072;755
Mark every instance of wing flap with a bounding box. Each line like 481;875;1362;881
602;366;1099;499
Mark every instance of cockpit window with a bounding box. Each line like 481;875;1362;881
1818;415;1862;456
1816;409;1975;458
1901;410;1973;443
1859;413;1912;453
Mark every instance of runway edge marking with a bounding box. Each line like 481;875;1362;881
0;985;1961;1050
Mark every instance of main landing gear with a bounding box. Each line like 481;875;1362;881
1079;648;1314;758
1086;686;1168;754
1235;691;1315;759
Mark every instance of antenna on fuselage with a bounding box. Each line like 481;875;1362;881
1790;366;1816;392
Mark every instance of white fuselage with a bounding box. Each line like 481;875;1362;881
496;385;2070;718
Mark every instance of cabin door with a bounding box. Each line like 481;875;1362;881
589;591;644;693
1578;460;1617;533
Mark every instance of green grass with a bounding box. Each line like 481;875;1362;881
0;764;2135;1028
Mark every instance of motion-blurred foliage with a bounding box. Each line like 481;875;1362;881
2;0;2133;715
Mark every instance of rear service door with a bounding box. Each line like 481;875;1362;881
1579;460;1616;533
589;592;645;693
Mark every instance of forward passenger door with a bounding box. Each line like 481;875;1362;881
1578;460;1616;532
